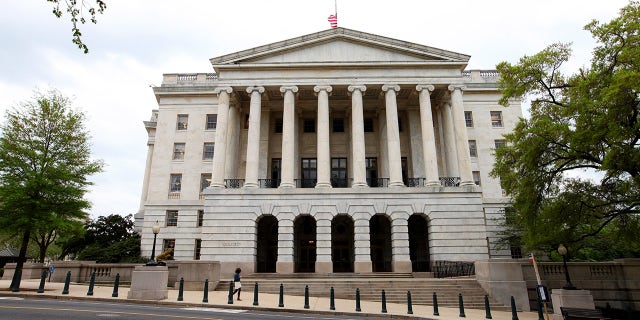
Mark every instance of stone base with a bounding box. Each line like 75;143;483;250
393;260;412;273
354;261;372;273
551;289;595;320
127;266;168;300
315;261;333;273
276;261;294;274
173;261;220;291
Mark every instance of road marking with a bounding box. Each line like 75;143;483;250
0;297;24;300
0;306;223;319
182;307;245;314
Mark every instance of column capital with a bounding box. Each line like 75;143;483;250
347;85;367;93
447;84;466;92
381;84;401;92
416;84;435;93
313;85;333;93
246;86;265;94
279;85;299;94
213;86;233;94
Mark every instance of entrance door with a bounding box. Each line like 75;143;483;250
294;215;316;272
332;215;354;272
256;216;278;273
369;215;392;272
408;215;430;272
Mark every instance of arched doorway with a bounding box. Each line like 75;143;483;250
408;215;430;272
370;215;392;272
294;215;316;273
332;215;354;272
256;215;278;273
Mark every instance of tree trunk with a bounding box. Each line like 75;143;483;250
38;243;46;263
9;229;31;291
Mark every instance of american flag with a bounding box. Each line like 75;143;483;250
528;253;536;264
328;14;338;28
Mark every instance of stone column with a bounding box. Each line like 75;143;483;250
448;85;474;186
211;87;233;188
276;218;294;273
354;217;372;273
315;216;332;273
244;86;265;188
138;143;154;210
391;218;412;273
225;104;240;179
417;85;440;186
441;102;459;177
279;86;298;188
407;107;424;179
348;85;368;188
314;85;332;188
381;84;404;187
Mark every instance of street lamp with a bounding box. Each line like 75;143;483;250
146;221;161;266
557;244;576;290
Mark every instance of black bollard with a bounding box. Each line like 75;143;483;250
381;289;387;313
433;292;440;316
253;282;259;306
87;272;96;296
177;277;184;301
511;296;519;320
227;280;234;304
536;293;544;320
407;291;413;314
304;285;310;309
62;271;71;295
458;293;466;317
278;283;284;307
203;279;209;303
111;273;120;297
330;287;335;311
355;288;361;312
37;270;47;294
484;294;493;319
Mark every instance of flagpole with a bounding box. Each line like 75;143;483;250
335;0;337;17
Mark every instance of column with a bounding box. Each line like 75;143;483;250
314;85;332;188
225;104;240;179
279;86;298;188
449;85;474;186
244;86;265;188
354;217;372;272
408;107;424;178
211;87;233;188
417;85;441;186
381;84;404;187
348;85;368;188
441;102;459;177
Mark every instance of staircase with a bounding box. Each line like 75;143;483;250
215;273;508;310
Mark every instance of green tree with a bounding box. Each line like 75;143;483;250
46;0;107;53
492;1;640;257
0;89;103;291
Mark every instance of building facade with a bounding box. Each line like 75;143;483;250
136;28;522;275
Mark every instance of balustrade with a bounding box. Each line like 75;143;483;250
439;177;461;187
259;179;280;188
224;179;244;189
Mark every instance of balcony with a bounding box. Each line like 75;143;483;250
218;177;463;189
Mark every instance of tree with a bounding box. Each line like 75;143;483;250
0;89;103;291
46;0;107;53
492;1;640;257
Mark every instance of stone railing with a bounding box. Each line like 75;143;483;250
162;73;218;85
463;70;500;83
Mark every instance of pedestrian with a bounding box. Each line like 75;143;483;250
232;268;242;300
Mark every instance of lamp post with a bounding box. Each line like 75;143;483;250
557;244;576;290
146;221;161;266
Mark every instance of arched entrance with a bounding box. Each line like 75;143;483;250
331;215;354;272
256;215;278;273
408;215;430;272
294;215;316;273
370;215;392;272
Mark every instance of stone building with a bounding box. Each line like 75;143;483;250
136;27;522;275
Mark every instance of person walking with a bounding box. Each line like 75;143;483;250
232;268;242;300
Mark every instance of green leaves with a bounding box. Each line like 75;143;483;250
46;0;107;53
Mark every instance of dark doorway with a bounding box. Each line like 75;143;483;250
294;215;316;273
408;215;430;272
256;216;278;273
332;215;354;272
370;215;392;272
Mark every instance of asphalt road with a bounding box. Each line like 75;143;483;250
0;297;378;320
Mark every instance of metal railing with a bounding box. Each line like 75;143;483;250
405;178;425;187
259;179;280;188
439;177;461;187
224;179;244;189
431;260;475;278
331;178;349;188
295;179;317;188
367;178;389;188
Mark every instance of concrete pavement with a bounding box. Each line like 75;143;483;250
0;279;541;320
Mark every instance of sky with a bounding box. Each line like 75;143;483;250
0;0;630;218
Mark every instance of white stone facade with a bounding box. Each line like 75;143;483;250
136;28;522;275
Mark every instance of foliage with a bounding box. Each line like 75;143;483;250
492;1;640;258
68;214;144;263
46;0;107;53
0;89;103;290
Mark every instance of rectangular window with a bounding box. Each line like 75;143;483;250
510;245;523;259
333;118;344;132
200;173;211;192
194;239;202;260
363;118;374;132
465;111;474;127
491;111;503;127
469;140;478;158
166;211;178;227
177;114;188;130
169;174;182;192
303;119;315;133
206;114;217;130
173;143;185;160
331;158;348;188
270;158;281;188
162;239;175;260
366;157;378;187
301;158;317;188
202;143;214;160
197;210;204;227
494;139;506;149
472;171;481;186
274;118;283;133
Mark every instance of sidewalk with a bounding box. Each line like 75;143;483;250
0;279;540;320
